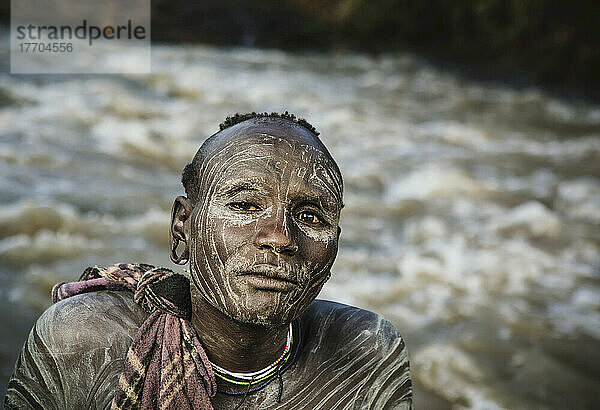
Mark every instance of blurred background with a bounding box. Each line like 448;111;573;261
0;1;599;408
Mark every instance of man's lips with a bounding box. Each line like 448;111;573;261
238;265;299;291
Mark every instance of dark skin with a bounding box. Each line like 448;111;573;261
170;119;343;383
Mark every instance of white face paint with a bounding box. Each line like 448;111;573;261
188;130;343;326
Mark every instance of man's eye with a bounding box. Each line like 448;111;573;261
228;202;260;212
297;211;322;225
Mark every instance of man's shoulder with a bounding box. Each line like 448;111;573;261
305;299;403;338
5;291;149;409
302;299;406;354
36;290;148;353
295;300;412;408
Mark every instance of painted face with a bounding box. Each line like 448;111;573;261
188;128;343;326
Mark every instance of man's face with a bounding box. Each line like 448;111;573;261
188;127;343;326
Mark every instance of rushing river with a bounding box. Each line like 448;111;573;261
1;38;599;409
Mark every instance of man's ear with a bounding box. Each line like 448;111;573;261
170;196;194;264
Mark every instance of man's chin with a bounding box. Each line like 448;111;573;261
223;305;296;328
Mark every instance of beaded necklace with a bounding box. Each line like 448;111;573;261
212;320;301;397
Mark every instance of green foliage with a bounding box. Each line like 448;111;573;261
290;0;599;93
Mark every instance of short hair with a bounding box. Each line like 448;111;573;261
219;111;319;136
182;112;323;203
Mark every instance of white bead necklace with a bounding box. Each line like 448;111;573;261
210;322;293;383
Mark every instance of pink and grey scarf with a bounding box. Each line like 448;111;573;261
52;263;216;410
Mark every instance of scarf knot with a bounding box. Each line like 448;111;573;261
134;268;191;319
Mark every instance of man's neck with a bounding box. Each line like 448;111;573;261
189;285;289;373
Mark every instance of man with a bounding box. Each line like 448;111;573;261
6;112;412;409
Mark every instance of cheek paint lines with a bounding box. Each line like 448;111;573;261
296;224;337;243
192;143;275;313
190;208;225;309
290;261;331;314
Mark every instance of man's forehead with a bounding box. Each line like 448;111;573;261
202;125;339;180
213;134;329;163
214;143;340;196
193;118;343;204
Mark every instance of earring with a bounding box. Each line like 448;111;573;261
170;238;189;265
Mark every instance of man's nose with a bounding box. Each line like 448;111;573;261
254;211;298;255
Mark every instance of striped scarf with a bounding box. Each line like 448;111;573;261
52;263;217;410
